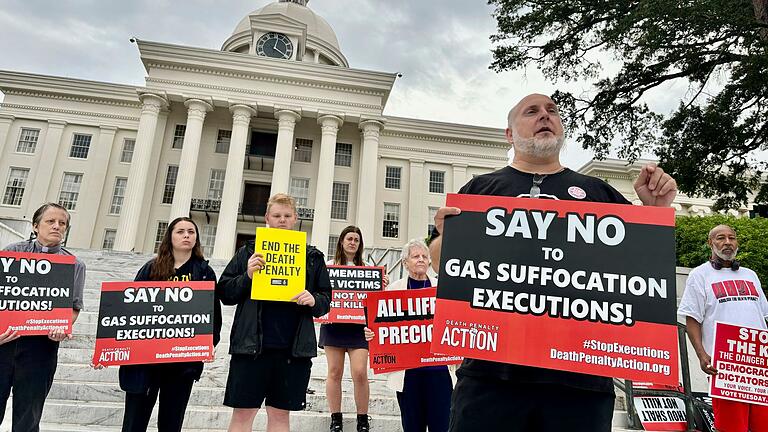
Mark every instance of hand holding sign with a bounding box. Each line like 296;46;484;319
433;207;461;235
292;290;315;307
698;352;717;376
0;328;19;346
247;253;266;279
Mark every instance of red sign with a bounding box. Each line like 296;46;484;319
315;265;385;324
0;251;75;335
432;194;679;384
92;281;215;366
366;288;462;373
710;322;768;406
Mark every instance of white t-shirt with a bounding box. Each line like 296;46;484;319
677;262;768;356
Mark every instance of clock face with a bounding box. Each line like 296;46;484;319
256;32;294;59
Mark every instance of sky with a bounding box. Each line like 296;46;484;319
0;0;691;168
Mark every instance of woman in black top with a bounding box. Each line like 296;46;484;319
118;216;222;432
320;226;384;432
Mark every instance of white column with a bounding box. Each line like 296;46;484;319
213;104;256;259
452;163;468;191
269;109;301;197
169;99;213;220
311;114;343;255
407;159;425;241
356;120;384;240
81;125;117;246
0;114;15;159
114;93;166;251
27;120;66;205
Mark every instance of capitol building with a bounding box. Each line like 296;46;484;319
0;0;749;259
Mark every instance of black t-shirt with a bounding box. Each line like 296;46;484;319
172;260;194;281
437;165;631;393
261;300;300;350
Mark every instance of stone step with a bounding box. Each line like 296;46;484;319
51;362;390;394
46;381;400;416
34;399;403;431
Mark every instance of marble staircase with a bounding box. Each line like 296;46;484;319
0;248;632;431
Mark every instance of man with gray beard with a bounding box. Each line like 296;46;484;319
678;225;768;432
429;93;679;431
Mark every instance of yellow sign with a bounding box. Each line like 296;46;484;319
251;227;307;302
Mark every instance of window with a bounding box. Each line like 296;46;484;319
201;225;217;257
383;203;400;238
154;221;168;253
172;124;186;149
335;143;352;167
328;235;339;258
215;130;232;154
289;177;310;208
120;139;135;163
294;138;312;162
429;170;445;194
69;134;91;159
102;229;116;250
331;182;349;220
427;206;439;234
385;166;401;189
109;177;128;215
58;173;83;210
2;168;29;206
162;165;179;204
207;169;226;201
16;128;39;154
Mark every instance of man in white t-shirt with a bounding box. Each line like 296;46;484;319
678;224;768;432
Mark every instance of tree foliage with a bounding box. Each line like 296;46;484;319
489;0;768;209
675;215;768;286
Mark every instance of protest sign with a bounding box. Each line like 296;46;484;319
633;396;688;431
0;251;75;335
92;281;214;366
367;288;462;373
251;227;306;302
315;265;385;324
710;322;768;406
432;194;679;384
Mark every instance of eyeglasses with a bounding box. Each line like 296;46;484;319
530;174;547;198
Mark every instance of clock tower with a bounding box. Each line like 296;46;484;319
222;0;348;67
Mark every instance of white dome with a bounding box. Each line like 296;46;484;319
231;1;340;52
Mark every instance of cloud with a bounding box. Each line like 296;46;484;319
0;0;693;168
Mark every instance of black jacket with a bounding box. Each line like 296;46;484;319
217;240;331;358
119;256;222;394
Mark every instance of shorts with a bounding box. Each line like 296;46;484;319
223;349;312;411
713;397;768;432
448;374;615;432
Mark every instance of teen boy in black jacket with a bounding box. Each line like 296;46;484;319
218;193;331;432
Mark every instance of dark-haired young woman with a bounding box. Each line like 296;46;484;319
0;202;86;431
119;217;222;432
321;226;387;432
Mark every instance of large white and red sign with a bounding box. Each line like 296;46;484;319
710;322;768;406
432;194;679;384
92;281;214;366
367;288;462;373
0;251;75;335
315;265;385;324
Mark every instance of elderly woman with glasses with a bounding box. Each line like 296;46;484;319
365;238;452;432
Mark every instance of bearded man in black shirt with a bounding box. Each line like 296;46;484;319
429;93;678;432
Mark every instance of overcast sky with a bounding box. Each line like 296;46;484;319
0;0;691;168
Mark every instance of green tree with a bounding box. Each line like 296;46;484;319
489;0;768;209
675;215;768;287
